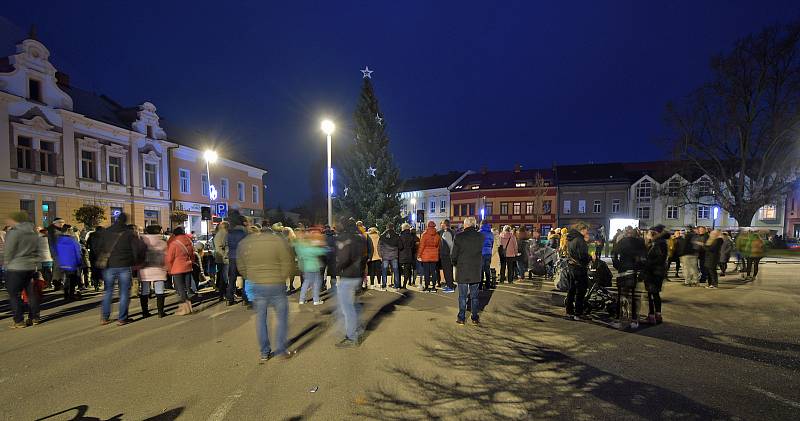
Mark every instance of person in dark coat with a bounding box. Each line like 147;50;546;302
704;230;723;289
379;225;400;289
611;227;647;329
451;217;483;325
319;225;337;290
588;252;612;288
564;223;591;320
437;220;456;293
479;221;494;289
398;223;416;289
98;213;145;326
335;218;368;348
643;225;668;324
226;210;250;307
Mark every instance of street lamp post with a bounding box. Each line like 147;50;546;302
203;149;218;237
411;197;417;231
321;119;335;228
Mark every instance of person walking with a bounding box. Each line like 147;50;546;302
166;227;196;316
696;226;710;285
227;212;250;306
4;212;41;327
99;213;144;326
451;217;483;325
596;226;607;258
55;226;83;301
46;217;65;291
237;225;295;362
719;232;734;277
37;228;54;290
366;227;382;289
139;225;168;318
213;221;229;302
679;227;701;286
437;220;456;293
611;227;647;329
418;221;441;293
296;228;327;305
335;218;368;348
704;230;723;289
742;232;765;281
498;225;518;284
643;225;668;324
379;225;400;290
479;221;494;290
563;223;591;320
666;230;682;279
320;225;338;290
398;223;416;289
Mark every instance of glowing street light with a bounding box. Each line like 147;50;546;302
203;149;218;235
321;119;335;227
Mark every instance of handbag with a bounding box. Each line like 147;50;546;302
95;232;123;270
498;237;511;258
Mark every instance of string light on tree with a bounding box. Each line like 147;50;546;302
361;66;374;79
376;113;383;125
367;166;377;177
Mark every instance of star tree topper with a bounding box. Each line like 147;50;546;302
367;166;377;177
361;66;374;79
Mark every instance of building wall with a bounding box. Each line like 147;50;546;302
450;188;557;234
399;187;452;228
557;183;629;231
785;184;800;238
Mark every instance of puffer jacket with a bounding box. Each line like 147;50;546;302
166;234;195;275
336;228;368;278
139;234;167;282
55;235;82;271
378;229;400;261
398;229;417;264
226;226;248;259
213;226;228;263
565;229;591;269
418;227;441;262
438;228;455;259
498;231;518;258
611;235;647;272
479;224;494;256
644;232;669;281
238;232;294;285
4;222;40;271
368;231;381;261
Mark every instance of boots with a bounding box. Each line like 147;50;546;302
175;302;188;316
185;300;193;314
140;295;151;318
156;294;166;318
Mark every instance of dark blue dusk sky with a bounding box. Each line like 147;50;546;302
2;1;797;208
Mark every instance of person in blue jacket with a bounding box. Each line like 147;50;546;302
479;221;494;289
55;225;83;301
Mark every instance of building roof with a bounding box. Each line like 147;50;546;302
555;163;630;184
400;171;467;192
451;168;553;191
622;161;703;183
59;83;137;129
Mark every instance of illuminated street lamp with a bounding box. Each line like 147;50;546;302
204;149;218;236
321;119;335;227
410;197;417;230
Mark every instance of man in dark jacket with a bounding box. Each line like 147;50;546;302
226;210;250;307
451;217;484;325
611;227;647;329
99;213;145;326
86;226;104;291
438;220;456;293
335;218;368;348
398;223;416;289
379;225;400;289
320;225;338;290
479;221;494;290
564;223;591;319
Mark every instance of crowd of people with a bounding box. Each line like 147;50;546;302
0;207;772;359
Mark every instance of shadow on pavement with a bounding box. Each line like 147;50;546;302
34;405;184;421
281;403;321;421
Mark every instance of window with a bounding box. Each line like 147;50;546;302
38;141;57;175
144;163;157;188
611;199;621;214
666;206;679;219
667;180;681;197
697;205;710;220
578;200;586;214
593;200;601;213
485;202;493;216
20;200;35;223
81;150;96;179
421;201;425;210
146;125;154;139
563;200;571;214
28;78;42;102
636;180;652;202
468;203;475;216
238;182;245;202
637;206;651;219
220;178;228;199
144;210;160;227
176;169;189;193
430;201;435;213
108;156;122;184
201;174;209;197
513;202;521;215
453;204;460;217
697;179;712;197
252;185;258;203
759;205;777;220
440;201;445;213
16;136;34;170
525;202;534;214
500;202;509;215
542;200;552;214
42;201;56;226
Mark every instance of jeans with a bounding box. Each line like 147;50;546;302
299;271;322;303
457;283;481;322
6;270;39;323
480;255;492;289
102;267;132;321
247;282;288;356
215;262;228;297
439;257;455;289
381;259;399;288
565;268;588;315
172;272;192;302
140;281;165;295
337;278;360;341
680;255;700;285
423;262;438;290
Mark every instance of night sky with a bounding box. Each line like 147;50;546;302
1;1;796;208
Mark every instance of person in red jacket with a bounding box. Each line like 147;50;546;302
166;227;196;316
417;221;441;293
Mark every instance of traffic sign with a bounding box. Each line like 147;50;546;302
216;203;228;218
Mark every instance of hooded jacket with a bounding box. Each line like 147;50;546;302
3;222;40;271
611;235;647;272
55;234;82;271
139;234;167;282
451;226;483;284
644;231;669;281
99;221;145;269
237;232;294;285
398;229;417;264
565;229;591;269
378;229;400;261
336;225;368;278
166;234;195;275
418;226;441;262
226;225;248;259
479;224;494;256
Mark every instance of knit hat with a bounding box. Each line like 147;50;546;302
52;218;65;225
427;221;436;228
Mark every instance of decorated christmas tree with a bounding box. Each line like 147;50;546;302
335;67;402;230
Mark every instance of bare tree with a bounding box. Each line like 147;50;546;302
666;21;800;225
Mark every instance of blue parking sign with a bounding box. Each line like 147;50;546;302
216;203;228;218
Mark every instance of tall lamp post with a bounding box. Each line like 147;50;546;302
203;149;218;237
321;119;335;228
411;198;417;231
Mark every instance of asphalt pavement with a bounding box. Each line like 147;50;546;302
1;261;799;420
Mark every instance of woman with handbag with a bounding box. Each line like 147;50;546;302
498;225;518;284
139;225;168;318
166;227;196;315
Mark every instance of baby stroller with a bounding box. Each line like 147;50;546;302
529;246;557;279
583;259;617;316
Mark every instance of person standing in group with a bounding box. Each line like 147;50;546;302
563;223;591;320
680;226;701;286
437;220;456;293
498;225;518;284
704;230;723;289
366;227;382;289
596;226;607;258
696;226;710;285
99;213;144;326
719;232;734;277
87;226;104;291
611;227;647;329
46;217;65;291
398;223;416;289
55;225;83;301
4;212;41;327
479;221;494;290
296;228;327;305
451;217;484;325
515;227;529;281
166;227;195;316
37;228;54;290
418;221;441;293
643;225;668;324
227;211;250;307
740;231;765;281
666;230;682;280
213;221;229;302
335;218;368;348
321;224;338;290
547;229;560;250
379;225;400;290
237;223;295;362
139;225;168;318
